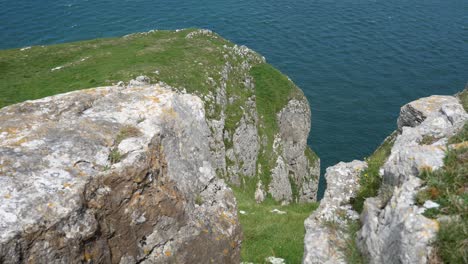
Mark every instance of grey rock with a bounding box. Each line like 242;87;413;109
358;95;467;264
270;99;320;203
303;160;367;264
254;180;266;204
0;83;241;263
128;75;150;86
269;156;293;202
358;176;439;264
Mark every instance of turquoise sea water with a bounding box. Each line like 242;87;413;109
1;0;467;197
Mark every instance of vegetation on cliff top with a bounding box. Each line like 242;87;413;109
0;29;319;263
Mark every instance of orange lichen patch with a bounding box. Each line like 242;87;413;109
162;107;178;119
63;183;72;188
4;193;11;199
220;212;236;225
14;137;29;146
450;141;468;150
6;127;19;135
230;241;236;248
145;95;161;104
84;252;93;262
164;250;172;257
223;249;229;256
419;165;433;173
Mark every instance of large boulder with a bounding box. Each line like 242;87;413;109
0;83;241;263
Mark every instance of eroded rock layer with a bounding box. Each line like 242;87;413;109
0;83;240;263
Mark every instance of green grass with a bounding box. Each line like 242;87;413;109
351;132;397;213
251;63;306;188
232;180;318;264
457;87;468;112
416;126;468;263
343;220;366;264
0;29;233;108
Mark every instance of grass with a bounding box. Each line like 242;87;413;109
232;179;318;263
351;132;397;213
416;125;468;263
115;125;141;145
457;87;468;112
251;63;306;188
0;29;233;108
343;220;366;264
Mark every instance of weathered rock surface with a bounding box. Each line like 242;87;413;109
201;41;320;203
358;95;467;264
303;160;367;264
0;83;241;263
271;99;320;203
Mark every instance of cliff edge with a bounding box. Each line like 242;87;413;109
304;89;467;263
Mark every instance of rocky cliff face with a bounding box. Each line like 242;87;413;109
303;92;467;264
0;83;241;263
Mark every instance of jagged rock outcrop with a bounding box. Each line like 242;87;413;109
358;95;467;263
303;160;367;264
302;93;466;264
0;83;241;263
270;99;320;203
197;36;319;203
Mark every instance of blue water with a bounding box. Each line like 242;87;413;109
1;0;467;198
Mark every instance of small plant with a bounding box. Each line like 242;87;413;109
195;194;203;205
108;149;122;164
352;132;396;213
343;220;366;264
420;135;440;145
115;125;141;145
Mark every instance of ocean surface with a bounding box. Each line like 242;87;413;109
1;0;467;198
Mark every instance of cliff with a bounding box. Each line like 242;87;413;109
303;89;467;263
0;29;319;204
0;29;319;263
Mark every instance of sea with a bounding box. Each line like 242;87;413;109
1;0;467;198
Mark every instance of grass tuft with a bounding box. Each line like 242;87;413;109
351;132;397;213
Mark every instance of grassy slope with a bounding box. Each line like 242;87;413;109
0;30;319;263
233;180;318;263
0;29;231;108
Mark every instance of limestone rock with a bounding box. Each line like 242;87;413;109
303;160;367;264
358;176;439;264
269;99;320;203
0;83;241;263
254;180;266;204
358;94;467;264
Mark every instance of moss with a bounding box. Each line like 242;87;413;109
115;125;141;145
420;135;440;145
351;131;397;213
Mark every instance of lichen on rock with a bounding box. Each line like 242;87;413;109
0;82;241;263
